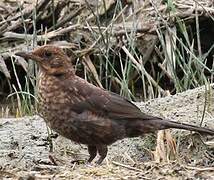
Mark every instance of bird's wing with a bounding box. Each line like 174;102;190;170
61;76;154;120
70;110;125;144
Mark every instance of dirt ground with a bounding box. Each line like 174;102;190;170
0;84;214;179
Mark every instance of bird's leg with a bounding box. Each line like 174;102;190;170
96;145;108;165
88;145;97;163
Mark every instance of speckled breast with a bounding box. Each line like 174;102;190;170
37;73;71;133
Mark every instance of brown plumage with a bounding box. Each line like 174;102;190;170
16;45;214;164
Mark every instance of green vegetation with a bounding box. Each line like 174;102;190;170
0;0;213;116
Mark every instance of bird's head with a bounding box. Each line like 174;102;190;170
16;45;73;76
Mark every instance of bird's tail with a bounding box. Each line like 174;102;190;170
144;118;214;135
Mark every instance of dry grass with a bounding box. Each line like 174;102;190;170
0;0;213;116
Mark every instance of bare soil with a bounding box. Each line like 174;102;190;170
0;84;214;179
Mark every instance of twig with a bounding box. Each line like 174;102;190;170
185;166;214;172
122;45;165;94
88;4;128;50
48;6;85;31
3;23;155;42
158;63;173;81
112;161;143;172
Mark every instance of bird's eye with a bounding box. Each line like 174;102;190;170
44;51;52;58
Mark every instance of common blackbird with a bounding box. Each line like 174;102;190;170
16;45;214;164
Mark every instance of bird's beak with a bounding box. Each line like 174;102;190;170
15;51;41;62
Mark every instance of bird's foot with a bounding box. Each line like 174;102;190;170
95;145;108;165
95;157;105;165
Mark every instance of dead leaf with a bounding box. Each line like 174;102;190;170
0;56;11;79
15;56;28;72
50;41;78;49
153;130;177;163
83;55;103;88
153;130;167;163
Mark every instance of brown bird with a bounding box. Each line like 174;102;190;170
16;45;214;164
